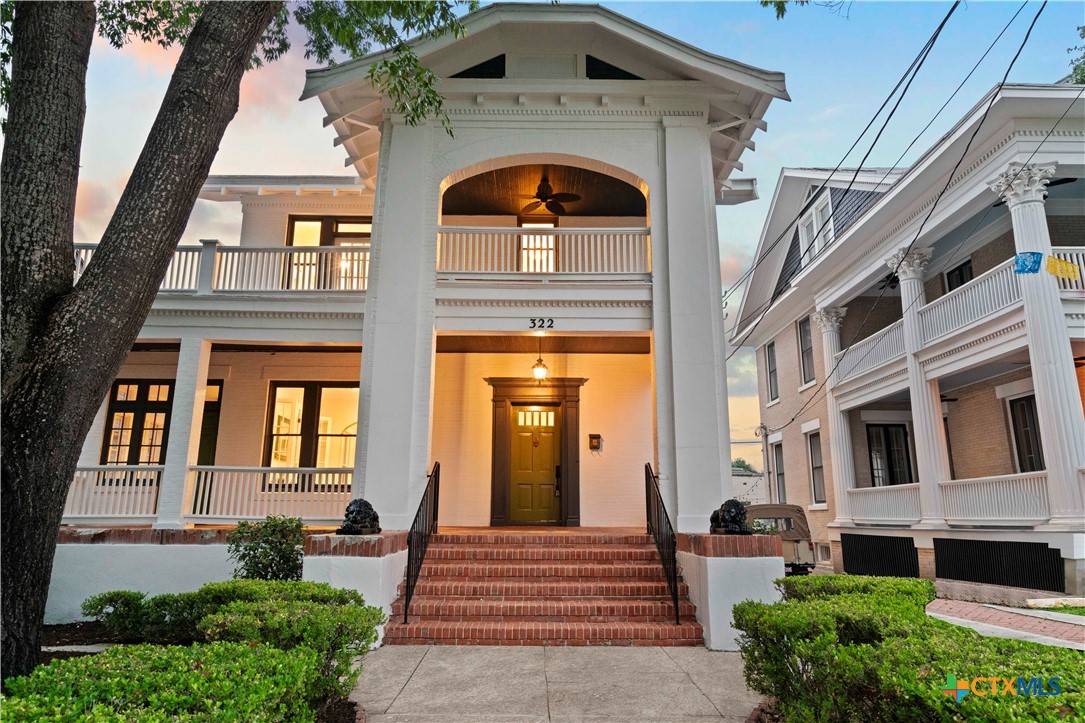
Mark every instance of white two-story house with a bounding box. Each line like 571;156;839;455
54;6;790;646
734;83;1085;595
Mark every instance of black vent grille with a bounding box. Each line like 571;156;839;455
934;538;1064;593
840;533;920;578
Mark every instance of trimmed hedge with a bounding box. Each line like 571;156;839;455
733;575;1084;722
199;600;384;698
82;579;366;643
1;642;321;721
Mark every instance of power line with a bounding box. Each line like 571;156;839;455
725;0;1028;351
765;0;1054;433
720;1;963;309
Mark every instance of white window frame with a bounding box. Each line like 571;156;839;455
798;195;833;267
765;341;779;403
816;543;832;562
806;430;826;505
797;316;816;387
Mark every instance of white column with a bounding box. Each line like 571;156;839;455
988;162;1085;526
813;307;854;525
890;248;949;526
656;118;732;532
354;120;438;530
155;337;211;528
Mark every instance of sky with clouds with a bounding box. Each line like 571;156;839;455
68;0;1081;470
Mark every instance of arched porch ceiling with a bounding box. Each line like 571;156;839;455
442;164;646;217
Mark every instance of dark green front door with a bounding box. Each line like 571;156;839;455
509;405;561;523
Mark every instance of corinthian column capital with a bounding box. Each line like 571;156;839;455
987;162;1056;207
887;247;933;281
813;306;847;332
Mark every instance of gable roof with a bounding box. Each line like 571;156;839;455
301;3;787;183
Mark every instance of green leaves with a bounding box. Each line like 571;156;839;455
227;515;305;581
1;642;322;721
733;574;1084;721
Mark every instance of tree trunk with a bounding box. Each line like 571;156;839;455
1;1;282;681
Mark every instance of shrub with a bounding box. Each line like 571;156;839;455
776;574;936;607
81;579;367;643
734;575;1083;722
199;600;385;698
79;590;148;641
1;642;321;721
228;515;306;580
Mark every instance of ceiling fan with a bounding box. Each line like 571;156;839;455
992;177;1078;207
516;175;581;215
878;273;900;290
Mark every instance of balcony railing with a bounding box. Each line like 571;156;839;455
919;258;1020;344
73;243;370;295
75;245;201;291
835;319;905;382
847;483;921;525
214;246;370;292
186;466;353;524
63;465;163;521
437;227;651;275
939;471;1050;527
1052;248;1085;293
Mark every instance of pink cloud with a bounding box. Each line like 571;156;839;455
720;251;753;287
238;52;307;120
93;35;181;77
74;179;116;226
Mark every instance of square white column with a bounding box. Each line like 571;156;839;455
155;337;211;528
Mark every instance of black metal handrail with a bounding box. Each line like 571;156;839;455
404;461;440;623
645;463;680;625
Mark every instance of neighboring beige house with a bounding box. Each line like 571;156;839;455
734;84;1085;592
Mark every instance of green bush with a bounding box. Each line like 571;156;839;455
199;600;384;698
79;590;148;641
228;515;305;580
81;579;367;643
1;642;321;721
733;574;1083;722
776;574;936;607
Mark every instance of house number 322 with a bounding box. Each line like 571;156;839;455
528;318;555;329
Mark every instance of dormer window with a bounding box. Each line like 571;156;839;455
798;195;833;266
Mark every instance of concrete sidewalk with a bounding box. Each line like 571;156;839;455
351;645;763;722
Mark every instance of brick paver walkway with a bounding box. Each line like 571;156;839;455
927;598;1085;646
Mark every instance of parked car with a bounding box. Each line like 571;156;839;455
745;503;816;576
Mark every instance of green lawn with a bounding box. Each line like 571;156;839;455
1041;605;1085;616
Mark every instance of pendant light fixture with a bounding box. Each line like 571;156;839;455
532;335;548;381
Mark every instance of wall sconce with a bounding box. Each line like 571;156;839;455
588;434;602;451
532;356;548;380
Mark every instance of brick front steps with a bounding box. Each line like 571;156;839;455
383;531;703;646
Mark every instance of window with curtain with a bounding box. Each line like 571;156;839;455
808;432;825;503
798;316;815;385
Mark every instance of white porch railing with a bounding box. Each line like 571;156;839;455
847;483;921;525
1052;248;1085;293
63;465;162;520
437;227;651;274
213;246;370;292
919;258;1020;344
939;471;1050;526
836;319;905;382
74;245;202;291
186;467;353;523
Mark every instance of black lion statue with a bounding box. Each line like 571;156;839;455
710;499;752;535
337;498;381;535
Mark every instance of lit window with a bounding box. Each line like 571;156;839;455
265;382;358;469
101;381;175;466
520;223;556;273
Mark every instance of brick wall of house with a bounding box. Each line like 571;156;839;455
1049;215;1085;246
755;312;834;563
943;368;1032;480
838;296;903;346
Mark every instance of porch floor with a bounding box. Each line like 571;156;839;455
437;526;645;535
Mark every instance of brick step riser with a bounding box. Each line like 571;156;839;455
390;615;697;624
430;535;654;546
381;638;704;647
419;564;666;578
383;623;703;643
425;548;660;561
405;582;690;597
391;601;696;618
